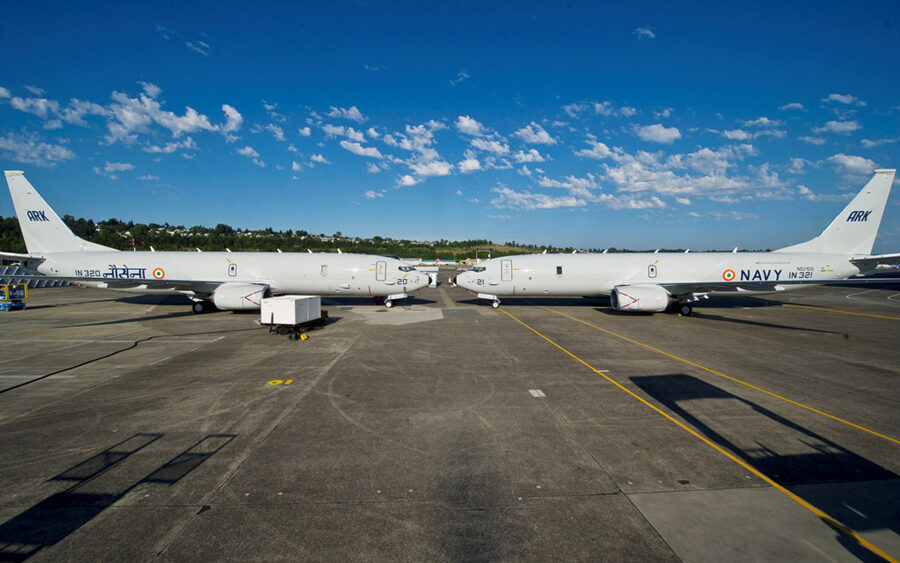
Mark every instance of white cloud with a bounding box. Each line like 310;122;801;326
398;174;418;187
137;175;158;181
861;138;896;148
455;115;485;136
366;127;379;138
722;129;751;140
265;123;285;141
513;148;547;163
634;26;656;40
491;186;586;210
827;153;876;176
236;145;265;167
450;71;470;86
144;136;198;154
364;190;384;199
221;104;243;133
513;122;556;145
779;102;805;111
326;105;367;122
593;101;636;117
812;120;861;134
456;189;463;196
10;96;60;118
310;154;330;164
103;90;242;144
0;131;75;166
298;126;311;136
138;81;162;98
654;107;673;119
799;136;826;145
470;137;509;155
292;161;302;172
788;158;807;174
185;40;210;56
322;124;365;142
93;161;134;179
720;128;785;140
0;86;10;98
366;162;381;173
410;159;452;177
562;102;588;118
634;123;681;144
518;165;532;176
742;116;781;127
24;85;45;96
458;153;482;173
822;93;866;107
339;140;383;159
574;135;614;159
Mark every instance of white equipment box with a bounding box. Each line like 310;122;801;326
261;295;322;325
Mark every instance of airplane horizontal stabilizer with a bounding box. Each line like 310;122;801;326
0;251;45;262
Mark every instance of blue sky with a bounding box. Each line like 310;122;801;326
1;1;899;251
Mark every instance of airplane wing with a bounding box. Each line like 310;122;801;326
0;251;45;262
0;274;233;295
658;277;900;296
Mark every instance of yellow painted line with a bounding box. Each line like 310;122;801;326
784;303;900;321
540;306;900;446
498;307;897;562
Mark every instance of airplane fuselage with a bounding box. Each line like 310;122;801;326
38;251;425;297
456;252;861;297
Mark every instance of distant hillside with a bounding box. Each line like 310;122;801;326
2;215;764;258
0;215;584;260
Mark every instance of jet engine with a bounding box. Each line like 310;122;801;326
609;285;671;313
211;283;269;310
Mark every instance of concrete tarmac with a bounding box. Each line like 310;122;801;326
0;280;898;561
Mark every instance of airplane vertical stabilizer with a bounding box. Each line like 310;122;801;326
776;169;895;255
4;171;113;255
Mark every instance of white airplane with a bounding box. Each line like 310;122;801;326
1;171;429;312
455;169;900;315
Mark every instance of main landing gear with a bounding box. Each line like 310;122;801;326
191;300;216;314
678;303;693;316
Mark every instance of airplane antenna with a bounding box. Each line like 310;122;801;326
150;246;155;252
732;247;738;253
307;249;312;254
542;249;547;254
226;248;232;253
277;249;282;253
196;248;202;252
684;249;690;253
572;249;577;254
337;248;342;255
603;248;608;254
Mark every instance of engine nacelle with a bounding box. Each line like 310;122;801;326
610;285;671;313
211;283;269;310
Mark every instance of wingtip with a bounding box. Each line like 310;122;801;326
3;170;25;177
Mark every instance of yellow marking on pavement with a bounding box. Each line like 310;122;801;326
498;307;897;562
539;305;900;446
784;303;900;321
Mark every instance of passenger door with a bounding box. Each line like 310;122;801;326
376;260;386;282
501;259;512;282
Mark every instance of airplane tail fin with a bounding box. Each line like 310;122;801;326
777;169;895;255
4;171;113;255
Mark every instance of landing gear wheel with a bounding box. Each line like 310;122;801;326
679;304;693;316
192;301;207;314
491;300;500;309
384;299;393;309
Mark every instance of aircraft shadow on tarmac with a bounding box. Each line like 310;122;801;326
0;433;234;562
633;374;900;561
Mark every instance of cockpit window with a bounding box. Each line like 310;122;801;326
469;266;486;272
398;265;417;272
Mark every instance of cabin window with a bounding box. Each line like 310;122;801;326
556;266;563;275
